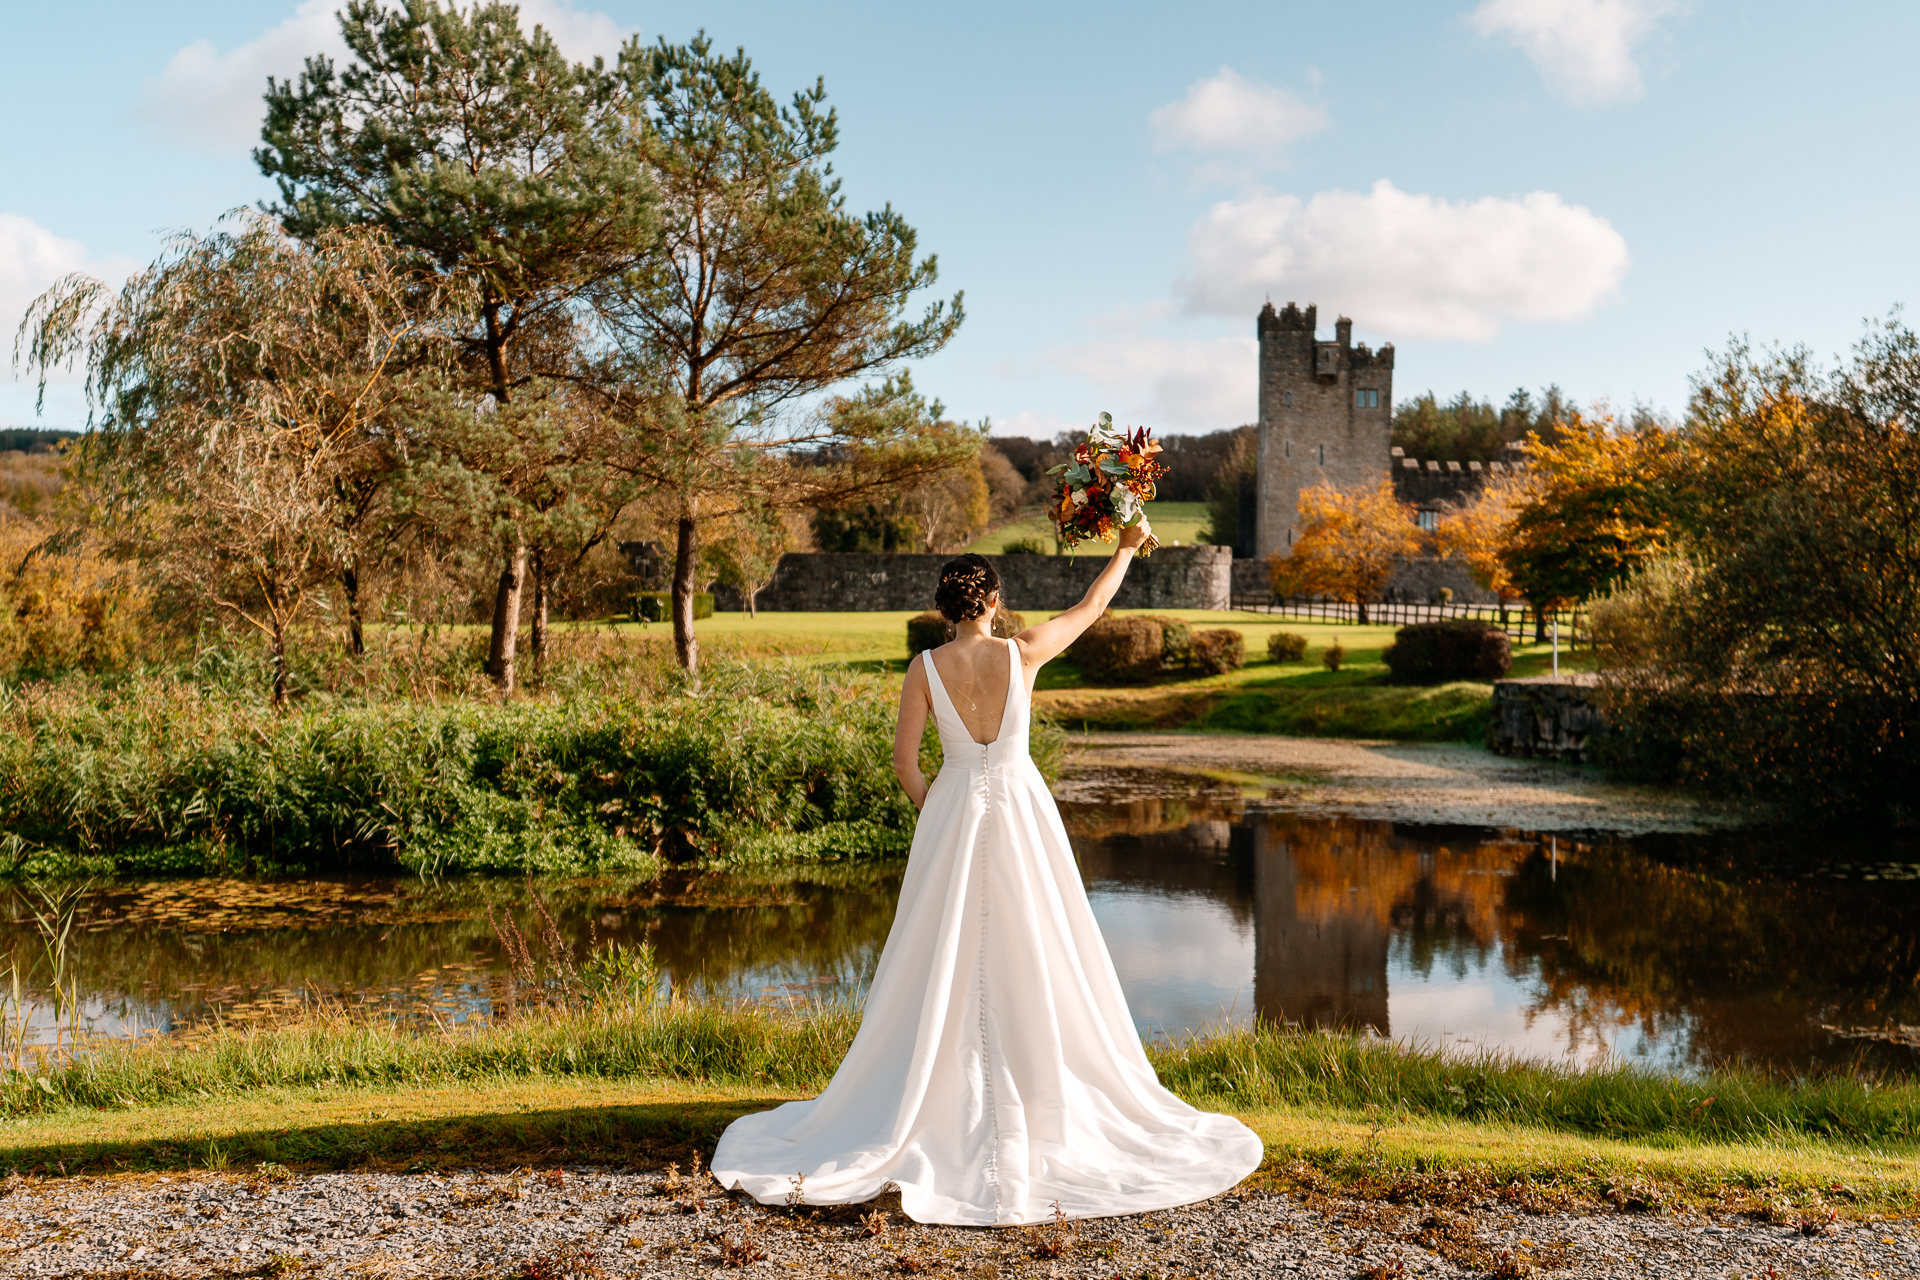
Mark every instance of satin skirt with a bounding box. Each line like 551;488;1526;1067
711;755;1262;1226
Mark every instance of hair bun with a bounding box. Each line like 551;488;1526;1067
935;553;1001;623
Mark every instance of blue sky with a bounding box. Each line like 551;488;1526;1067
4;0;1916;439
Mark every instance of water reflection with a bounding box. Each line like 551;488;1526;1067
2;776;1916;1076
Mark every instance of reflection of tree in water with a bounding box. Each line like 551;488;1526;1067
1500;844;1920;1073
0;867;907;1034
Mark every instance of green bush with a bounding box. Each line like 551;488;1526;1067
0;669;918;878
1069;613;1163;683
630;591;714;623
1000;536;1048;555
1322;642;1347;672
1190;628;1246;676
906;611;949;656
1139;615;1193;668
1382;620;1512;684
1266;630;1308;662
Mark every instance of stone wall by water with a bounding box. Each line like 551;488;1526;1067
719;544;1232;613
1489;675;1606;763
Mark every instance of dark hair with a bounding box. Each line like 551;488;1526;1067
935;553;1000;623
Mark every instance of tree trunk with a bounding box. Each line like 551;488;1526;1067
270;615;290;708
1535;609;1549;643
672;514;701;686
342;564;365;657
529;546;551;671
745;585;757;620
488;540;527;694
1357;600;1370;626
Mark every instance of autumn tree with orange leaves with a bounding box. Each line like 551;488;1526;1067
1267;479;1422;623
1434;468;1530;609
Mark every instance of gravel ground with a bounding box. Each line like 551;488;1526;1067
0;1167;1911;1279
1062;733;1734;836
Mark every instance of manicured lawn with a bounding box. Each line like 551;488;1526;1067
574;608;1598;740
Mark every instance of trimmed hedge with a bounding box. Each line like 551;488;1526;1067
1139;615;1194;669
1069;614;1163;683
1382;620;1512;684
1190;628;1246;675
1267;630;1307;662
630;591;714;623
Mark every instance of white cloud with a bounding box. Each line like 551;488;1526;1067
1043;328;1257;433
1470;0;1678;105
1;214;139;395
1177;179;1630;342
141;0;629;151
1149;67;1326;160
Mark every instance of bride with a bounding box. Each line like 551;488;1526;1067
713;522;1262;1225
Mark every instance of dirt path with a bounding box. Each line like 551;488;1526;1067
1059;733;1736;835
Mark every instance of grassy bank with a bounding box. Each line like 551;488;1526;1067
0;663;1014;879
0;1008;1914;1212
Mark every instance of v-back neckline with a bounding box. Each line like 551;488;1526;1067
927;638;1017;748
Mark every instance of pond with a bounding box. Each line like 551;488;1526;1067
6;766;1918;1077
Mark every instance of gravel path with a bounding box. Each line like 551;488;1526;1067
1062;733;1734;836
0;1167;1910;1278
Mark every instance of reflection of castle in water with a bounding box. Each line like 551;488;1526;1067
1067;803;1520;1036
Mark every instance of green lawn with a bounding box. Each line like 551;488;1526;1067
964;500;1213;556
5;1011;1916;1216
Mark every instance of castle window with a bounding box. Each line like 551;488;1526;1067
1285;391;1293;408
1284;440;1291;458
1318;444;1325;466
1356;389;1379;409
1416;510;1439;532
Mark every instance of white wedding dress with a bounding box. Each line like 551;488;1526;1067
712;638;1262;1225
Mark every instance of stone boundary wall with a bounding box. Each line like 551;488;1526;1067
723;544;1232;613
1489;675;1606;763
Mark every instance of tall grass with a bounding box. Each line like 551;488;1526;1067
10;1010;1918;1152
0;662;920;878
1156;1028;1920;1149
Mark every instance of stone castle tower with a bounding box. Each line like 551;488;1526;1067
1253;302;1395;560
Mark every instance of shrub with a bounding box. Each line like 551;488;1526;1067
1068;613;1163;683
1139;615;1193;668
630;591;714;623
906;611;949;656
1322;642;1346;672
1381;620;1512;684
0;668;920;878
1267;631;1307;663
1000;536;1048;555
907;608;1026;656
1189;629;1245;676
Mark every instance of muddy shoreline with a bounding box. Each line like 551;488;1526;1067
1059;733;1735;836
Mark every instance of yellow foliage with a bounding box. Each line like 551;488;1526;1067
0;517;156;679
1433;469;1533;603
1267;479;1422;605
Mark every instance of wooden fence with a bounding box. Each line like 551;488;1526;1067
1231;595;1585;645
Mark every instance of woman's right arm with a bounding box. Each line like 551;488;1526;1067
1014;520;1153;668
893;653;933;810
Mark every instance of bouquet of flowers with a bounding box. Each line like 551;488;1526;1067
1047;412;1169;556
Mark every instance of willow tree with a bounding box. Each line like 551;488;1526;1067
257;0;658;691
592;36;966;679
19;217;467;703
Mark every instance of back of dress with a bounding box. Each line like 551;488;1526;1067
712;637;1261;1225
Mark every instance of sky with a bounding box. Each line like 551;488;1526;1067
3;0;1916;440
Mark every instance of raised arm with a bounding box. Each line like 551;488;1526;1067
1014;520;1153;669
893;653;934;810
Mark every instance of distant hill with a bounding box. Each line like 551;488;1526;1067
0;428;80;453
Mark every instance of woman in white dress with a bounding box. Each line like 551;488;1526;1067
713;523;1262;1225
